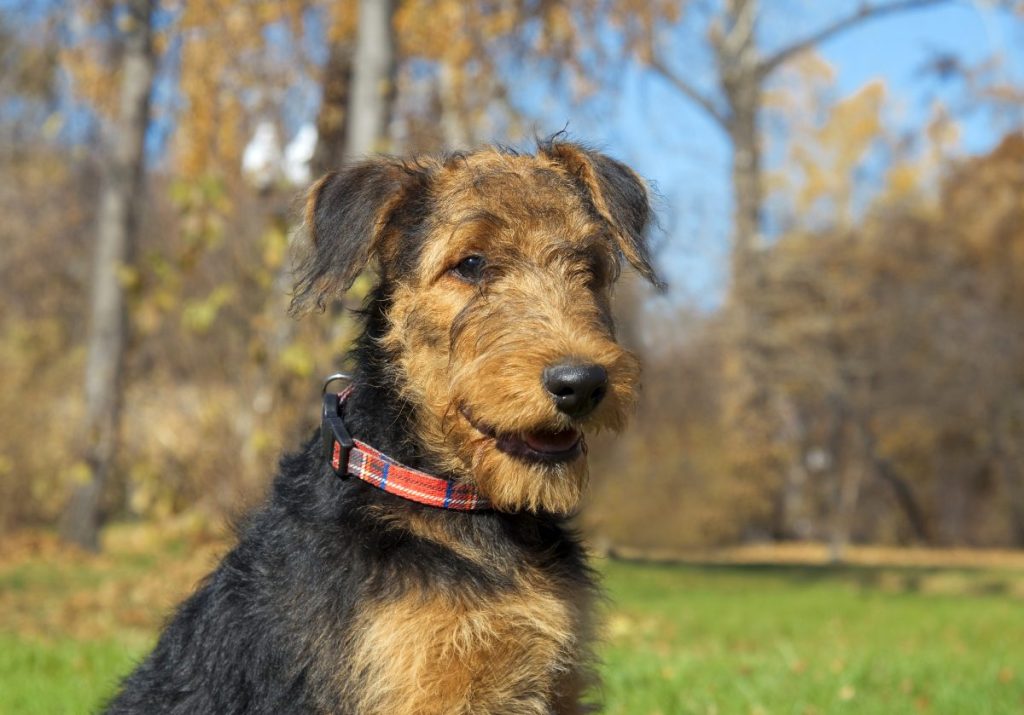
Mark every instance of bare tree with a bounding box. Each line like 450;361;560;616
439;60;473;150
649;0;951;293
344;0;396;159
311;40;354;177
645;2;955;554
59;0;157;550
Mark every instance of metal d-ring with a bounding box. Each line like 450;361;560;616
322;372;353;395
321;372;355;477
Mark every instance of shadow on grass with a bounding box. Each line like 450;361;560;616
606;556;1024;597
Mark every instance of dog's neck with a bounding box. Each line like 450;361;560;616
341;288;446;476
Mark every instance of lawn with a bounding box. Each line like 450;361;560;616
1;527;1022;714
600;561;1023;714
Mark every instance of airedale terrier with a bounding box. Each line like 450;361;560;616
105;139;661;714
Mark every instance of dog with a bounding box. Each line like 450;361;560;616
105;140;660;714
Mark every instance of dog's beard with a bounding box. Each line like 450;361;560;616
390;308;638;514
437;390;636;515
469;434;589;515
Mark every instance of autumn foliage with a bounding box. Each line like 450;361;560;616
1;1;1022;554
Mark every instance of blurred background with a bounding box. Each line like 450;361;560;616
2;0;1024;713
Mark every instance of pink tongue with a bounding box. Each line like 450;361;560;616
523;429;580;453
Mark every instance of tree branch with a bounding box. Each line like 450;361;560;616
648;56;731;130
758;0;953;78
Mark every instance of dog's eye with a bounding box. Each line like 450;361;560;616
451;255;486;283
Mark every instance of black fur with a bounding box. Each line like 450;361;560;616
290;160;433;314
104;141;647;712
103;287;592;714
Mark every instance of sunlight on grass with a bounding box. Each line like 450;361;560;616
1;530;1022;714
0;635;148;714
599;561;1024;714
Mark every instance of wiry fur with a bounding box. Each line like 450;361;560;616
105;141;658;714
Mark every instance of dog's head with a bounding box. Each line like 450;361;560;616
292;142;661;514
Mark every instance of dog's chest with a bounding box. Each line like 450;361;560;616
340;565;593;714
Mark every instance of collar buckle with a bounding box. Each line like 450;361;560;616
321;374;354;478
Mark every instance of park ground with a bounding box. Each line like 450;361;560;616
1;521;1022;714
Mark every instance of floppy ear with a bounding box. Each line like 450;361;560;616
290;159;422;314
542;141;665;290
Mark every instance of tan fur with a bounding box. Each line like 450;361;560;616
304;171;336;240
345;571;595;714
292;145;651;712
367;505;489;565
377;150;641;514
539;143;657;284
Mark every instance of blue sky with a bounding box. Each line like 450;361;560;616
7;1;1019;308
563;3;1024;307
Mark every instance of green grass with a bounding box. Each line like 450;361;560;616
599;561;1024;714
2;556;1022;714
0;634;149;714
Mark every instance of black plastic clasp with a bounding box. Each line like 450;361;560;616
321;391;354;478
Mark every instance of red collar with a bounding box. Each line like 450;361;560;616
321;384;490;511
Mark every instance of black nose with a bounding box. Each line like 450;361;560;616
543;363;608;418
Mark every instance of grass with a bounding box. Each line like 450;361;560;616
600;562;1024;714
0;635;147;714
1;527;1022;714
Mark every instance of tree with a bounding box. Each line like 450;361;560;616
344;0;396;158
59;0;158;550
751;128;1024;553
644;0;952;291
618;1;970;556
311;38;355;176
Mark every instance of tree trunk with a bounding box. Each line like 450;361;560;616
860;420;931;543
718;0;780;502
439;61;472;150
717;0;765;333
311;40;353;176
991;411;1024;545
725;96;768;416
828;416;867;564
998;454;1024;546
344;0;396;159
59;0;156;551
772;396;812;539
720;0;762;295
874;456;931;543
828;454;864;564
728;102;762;298
820;397;850;562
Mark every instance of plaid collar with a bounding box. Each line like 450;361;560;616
321;384;490;512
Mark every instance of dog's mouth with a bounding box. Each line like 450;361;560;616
460;407;584;464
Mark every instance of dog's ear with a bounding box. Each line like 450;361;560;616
290;159;427;314
542;141;664;290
